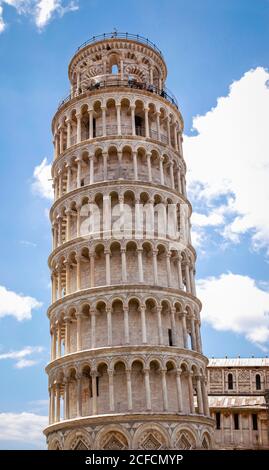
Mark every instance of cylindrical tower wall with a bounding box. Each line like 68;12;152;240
44;33;214;451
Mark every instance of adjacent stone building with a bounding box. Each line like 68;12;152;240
44;32;214;450
207;358;269;449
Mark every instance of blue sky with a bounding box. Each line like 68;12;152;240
0;0;268;449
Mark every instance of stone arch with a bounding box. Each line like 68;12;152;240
95;425;130;450
64;429;92;450
144;296;158;345
130;358;146;411
95;299;107;348
48;435;63;450
133;423;170;450
111;296;124;346
165;359;178;412
112;360;128;412
200;431;212;449
172;425;197;450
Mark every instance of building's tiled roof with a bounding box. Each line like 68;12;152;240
208;358;269;367
208;395;267;409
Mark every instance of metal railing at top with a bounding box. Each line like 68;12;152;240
57;79;178;111
76;32;163;57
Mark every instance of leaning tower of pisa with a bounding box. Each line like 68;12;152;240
44;32;214;450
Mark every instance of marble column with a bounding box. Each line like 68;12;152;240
90;251;95;287
66;210;71;242
106;307;112;346
185;263;191;293
121;248;127;282
57;321;62;358
161;369;168;411
76;255;81;290
76;374;82;416
201;377;210;416
64;378;70;420
190;316;197;351
171;307;177;346
76;158;82;188
105;249;111;285
91;371;98;415
147;152;152;182
160;156;164;185
188;372;195;414
126;369;133;411
144;107;149;138
196;375;204;414
131;105;136;136
65;261;70;295
64;316;71;354
166;252;172;287
116;104;121;135
102;107;106;136
152;249;158;284
103;151;108;180
140;304;147;344
76;312;83;351
76;205;81;237
156;306;163;345
90;309;96;349
123;306;130;344
144;368;151;410
55;383;61;422
176;168;182;193
66;119;71;148
181;311;188;348
89;155;94;184
190;266;197;296
89;110;93;139
108;370;115;412
76;113;81;144
176;371;183;412
137;248;144;282
169;162;175;189
133;151;138;180
156;112;160;140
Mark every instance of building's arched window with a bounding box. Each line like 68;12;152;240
255;374;261;390
228;373;234;390
111;64;118;74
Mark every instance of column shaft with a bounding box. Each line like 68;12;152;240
176;372;183;412
161;370;168;411
188;373;195;414
108;371;115;412
144;370;151;410
107;308;112;346
126;370;133;411
123;307;130;344
91;373;97;415
157;307;163;344
140;305;147;344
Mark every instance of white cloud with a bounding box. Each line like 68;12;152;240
15;358;38;368
184;67;269;254
0;0;78;32
36;0;79;29
0;346;44;368
192;210;224;228
32;158;53;200
0;285;42;321
197;272;269;350
19;240;37;247
0;412;47;448
35;0;60;28
0;6;5;32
